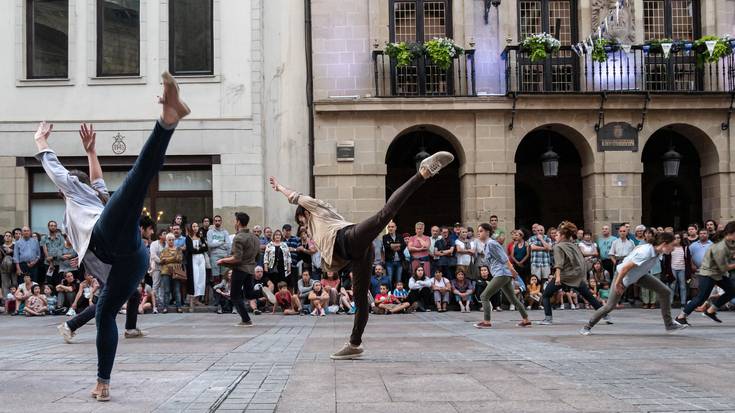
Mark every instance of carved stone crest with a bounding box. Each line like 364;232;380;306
591;0;636;44
112;132;126;155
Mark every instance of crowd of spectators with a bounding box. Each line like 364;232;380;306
2;215;733;318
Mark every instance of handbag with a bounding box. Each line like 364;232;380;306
170;264;187;281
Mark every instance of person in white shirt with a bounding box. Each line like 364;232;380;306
581;232;687;335
454;228;476;276
148;229;166;312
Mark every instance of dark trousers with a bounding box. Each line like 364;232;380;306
18;262;39;285
336;173;425;346
67;291;141;332
542;280;602;318
407;287;434;309
86;121;174;383
683;276;735;315
231;269;254;323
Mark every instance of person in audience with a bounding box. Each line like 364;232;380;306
392;281;409;306
525;275;542;310
451;270;474;312
71;272;98;313
408;222;431;276
5;285;18;315
383;221;406;288
374;283;410;314
149;229;166;313
321;270;341;305
454;228;476;277
474;265;501;312
274;281;301;315
58;235;79;280
434;227;456;280
578;231;599;265
308;281;329;316
15;274;37;313
407;266;433;312
213;270;232;314
45;285;60;314
24;284;47;316
666;232;690;307
186;222;208;307
55;272;79;311
249;266;275;315
159;233;184;313
297;270;316;311
264;229;292;289
589;260;610;285
431;268;451;312
369;265;391;297
588;277;600;305
509;230;530;282
339;271;355;314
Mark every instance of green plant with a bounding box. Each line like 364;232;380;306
693;35;732;66
521;33;561;63
591;39;609;63
384;42;424;68
424;38;464;70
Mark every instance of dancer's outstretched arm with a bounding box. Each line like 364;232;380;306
79;123;103;182
269;177;297;200
34;121;53;152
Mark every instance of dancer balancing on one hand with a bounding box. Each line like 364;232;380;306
473;223;532;329
538;221;611;326
35;72;190;401
580;231;688;335
269;151;455;359
675;221;735;326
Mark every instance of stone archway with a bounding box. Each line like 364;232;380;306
641;124;719;229
385;126;462;234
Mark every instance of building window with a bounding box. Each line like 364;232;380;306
26;0;69;79
643;0;699;41
30;168;213;233
517;0;577;92
169;0;214;75
97;0;140;77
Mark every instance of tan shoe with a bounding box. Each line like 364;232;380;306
330;342;364;360
160;71;191;120
96;385;110;402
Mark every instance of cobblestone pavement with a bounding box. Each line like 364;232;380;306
1;308;735;412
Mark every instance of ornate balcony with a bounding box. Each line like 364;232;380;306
371;50;476;97
504;45;735;94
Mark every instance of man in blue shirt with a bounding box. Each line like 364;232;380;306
13;226;41;284
370;264;391;297
172;224;186;250
283;224;300;285
688;229;713;273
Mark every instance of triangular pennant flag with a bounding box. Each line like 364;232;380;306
615;2;620;22
598;26;602;38
705;40;717;57
661;42;673;58
580;43;587;54
621;44;632;54
604;18;609;31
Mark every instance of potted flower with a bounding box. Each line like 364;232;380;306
385;41;425;68
693;35;733;66
520;33;561;63
591;38;620;63
424;37;464;71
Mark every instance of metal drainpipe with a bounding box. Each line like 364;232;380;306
304;0;315;197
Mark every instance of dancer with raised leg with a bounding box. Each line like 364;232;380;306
675;222;735;326
269;151;455;359
580;231;687;335
35;72;189;401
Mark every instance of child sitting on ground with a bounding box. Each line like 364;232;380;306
525;275;542;310
392;281;409;304
598;281;610;305
273;281;300;315
5;286;17;315
374;284;410;314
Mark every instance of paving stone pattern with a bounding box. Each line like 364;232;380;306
1;309;735;412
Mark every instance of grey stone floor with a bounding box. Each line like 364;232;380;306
1;308;735;413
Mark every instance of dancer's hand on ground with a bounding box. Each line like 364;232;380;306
79;123;97;154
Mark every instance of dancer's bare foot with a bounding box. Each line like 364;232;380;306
159;71;190;124
419;151;454;179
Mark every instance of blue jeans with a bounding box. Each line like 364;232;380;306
670;269;687;306
385;261;402;287
682;276;735;315
88;121;175;383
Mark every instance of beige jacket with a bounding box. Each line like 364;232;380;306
289;193;353;272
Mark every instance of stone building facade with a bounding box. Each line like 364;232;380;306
311;0;735;233
0;0;308;233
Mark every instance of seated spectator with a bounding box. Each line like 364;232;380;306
589;260;610;285
24;284;47;316
525;275;542;310
213;270;233;314
136;281;156;314
374;284;410;314
474;265;502;312
55;272;78;311
407;266;433;312
321;271;341;305
44;285;60;315
392;281;409;305
297;270;316;308
250;266;275;315
273;281;300;315
370;265;391;297
71;273;98;314
451;270;475;312
598;281;610;305
5;286;18;315
15;274;37;314
587;278;600;309
431;269;451;312
308;281;329;316
339;272;355;314
58;235;79;280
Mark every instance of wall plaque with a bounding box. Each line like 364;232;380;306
336;141;355;162
597;122;638;152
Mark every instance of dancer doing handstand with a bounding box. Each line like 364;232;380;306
35;72;189;401
269;151;454;359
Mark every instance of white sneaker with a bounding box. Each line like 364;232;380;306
571;304;577;310
579;326;592;336
419;151;455;177
310;309;318;316
559;304;565;310
320;309;326;317
58;322;74;344
509;305;515;311
124;328;146;339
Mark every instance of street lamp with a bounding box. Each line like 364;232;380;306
662;145;682;177
540;145;560;178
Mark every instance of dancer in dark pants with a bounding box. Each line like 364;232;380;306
61;288;143;340
270;151;455;359
676;222;735;325
36;72;189;401
538;221;610;326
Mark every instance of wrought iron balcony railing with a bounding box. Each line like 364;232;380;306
504;45;735;94
372;50;476;97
